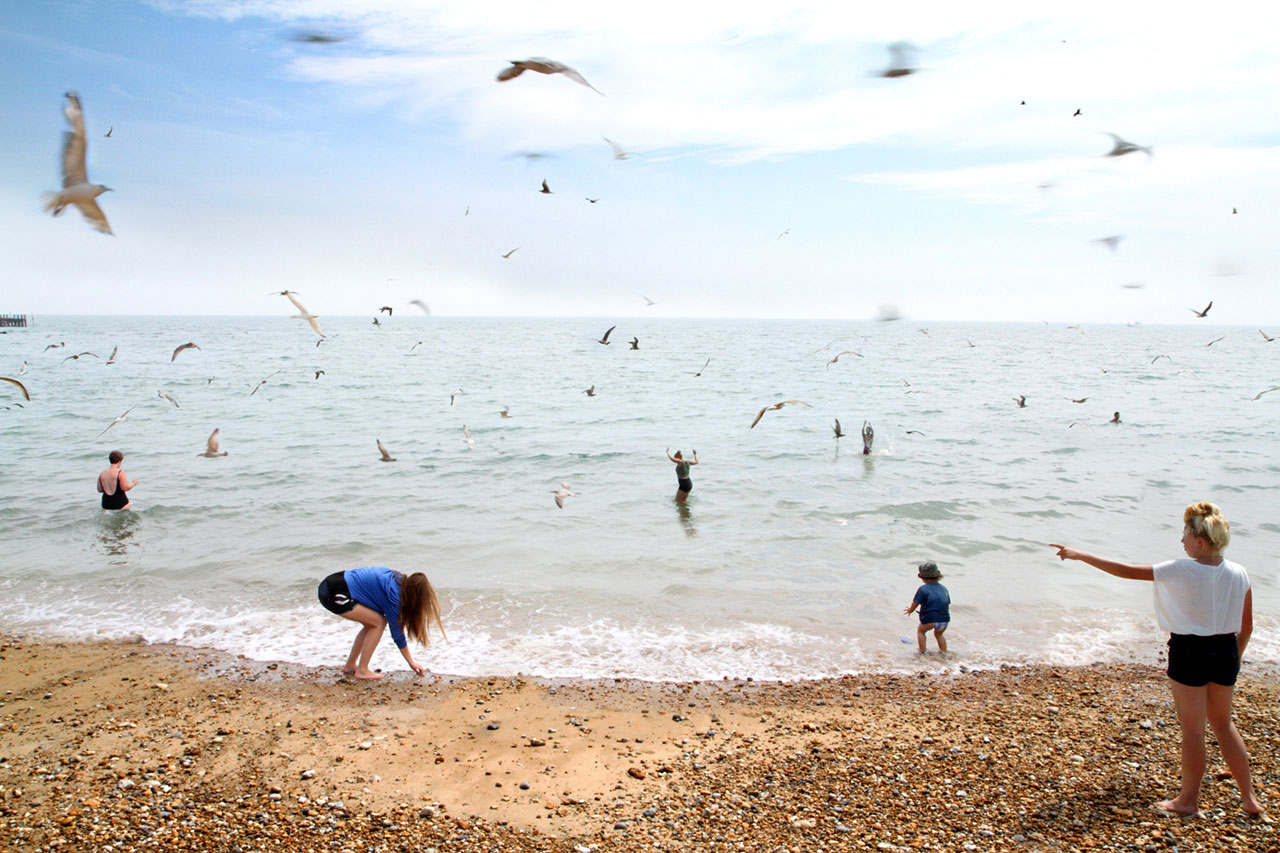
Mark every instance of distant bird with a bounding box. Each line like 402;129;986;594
0;376;30;401
1189;301;1212;318
1120;282;1146;289
499;406;511;418
551;482;576;509
586;197;599;203
1252;387;1280;401
450;388;463;406
917;328;931;337
502;246;521;259
1261;329;1275;342
496;58;604;95
603;136;632;159
686;358;710;377
17;362;27;375
105;346;117;364
1092;235;1123;252
778;227;790;239
63;351;99;361
833;419;845;438
97;406;135;437
583;385;596;397
629;336;639;350
463;425;475;449
905;430;926;436
1232;207;1238;214
879;42;917;78
597;325;615;345
104;126;112;138
1104;133;1152;158
1066;325;1085;334
1013;395;1026;408
826;350;862;371
376;439;396;462
199;428;228;457
314;370;324;379
1151;354;1172;364
372;317;382;327
1073;108;1082;117
290;31;345;44
379;306;393;315
1019;100;1026;106
540;179;553;194
171;342;200;362
1068;397;1089;404
273;290;326;337
44;342;65;351
641;295;655;306
251;369;283;396
1206;337;1225;346
409;341;424;352
409;299;431;316
43;91;113;235
157;390;179;408
750;399;812;429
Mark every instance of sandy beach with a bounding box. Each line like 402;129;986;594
1;635;1276;852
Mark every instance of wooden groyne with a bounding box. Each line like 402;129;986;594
0;315;28;328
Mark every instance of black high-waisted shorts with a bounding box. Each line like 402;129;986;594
318;571;356;615
1167;632;1240;687
678;478;693;494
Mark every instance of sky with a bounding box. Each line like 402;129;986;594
2;0;1278;322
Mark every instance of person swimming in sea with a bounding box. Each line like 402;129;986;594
666;448;699;503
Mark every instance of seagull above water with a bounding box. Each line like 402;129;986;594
18;362;28;375
597;325;615;345
314;370;324;379
502;246;521;259
1;377;31;401
826;350;862;371
105;346;117;364
1261;329;1275;342
42;91;113;235
603;136;631;159
583;385;596;397
171;342;200;362
376;439;396;462
1206;337;1225;346
499;406;511;418
641;295;655;306
1014;395;1026;408
1189;301;1212;318
1104;133;1153;158
63;351;99;361
199;428;228;457
540;179;553;194
879;42;917;78
251;369;283;396
496;58;604;95
157;390;179;408
44;342;65;351
833;419;845;438
552;482;577;509
629;336;639;350
379;306;393;315
98;406;135;437
463;425;475;449
409;299;431;316
1092;235;1123;252
1252;387;1280;401
750;399;812;429
450;388;463;406
686;358;710;377
273;290;326;338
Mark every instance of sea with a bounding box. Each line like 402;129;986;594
1;316;1277;681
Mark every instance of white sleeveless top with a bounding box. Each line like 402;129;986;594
1151;558;1250;635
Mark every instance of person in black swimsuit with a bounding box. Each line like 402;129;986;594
97;450;138;510
666;448;698;503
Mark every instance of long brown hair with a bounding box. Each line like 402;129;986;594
399;572;446;646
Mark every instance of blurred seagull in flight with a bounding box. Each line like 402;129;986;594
1260;329;1275;342
1014;395;1027;408
629;336;639;350
44;342;65;351
463;425;475;449
1189;301;1212;318
1;376;31;401
43;91;113;235
686;358;710;377
496;58;604;95
450;388;463;406
603;136;631;159
1092;235;1123;252
540;179;553;194
583;385;596;397
18;362;28;375
98;406;135;436
157;390;179;408
833;419;845;438
642;295;655;306
1104;133;1153;158
409;299;431;316
551;482;576;509
273;290;326;337
499;406;511;418
502;246;521;259
63;351;99;361
826;350;862;371
171;342;200;362
750;399;812;429
105;346;118;364
1252;387;1280;401
597;325;615;345
200;428;228;457
379;306;393;315
879;42;917;78
251;369;283;396
376;439;396;462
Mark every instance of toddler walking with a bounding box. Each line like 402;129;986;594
904;561;950;653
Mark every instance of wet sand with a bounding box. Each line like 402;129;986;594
1;635;1276;851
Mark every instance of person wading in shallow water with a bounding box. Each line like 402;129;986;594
1051;501;1262;818
97;449;137;510
666;448;698;503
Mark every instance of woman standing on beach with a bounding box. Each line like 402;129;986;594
666;448;698;503
317;568;446;680
1051;502;1262;817
97;450;137;510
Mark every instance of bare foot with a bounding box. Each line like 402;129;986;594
1154;799;1199;817
354;670;384;681
1243;802;1265;817
341;666;356;675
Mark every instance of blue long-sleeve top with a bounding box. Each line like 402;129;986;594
343;567;408;649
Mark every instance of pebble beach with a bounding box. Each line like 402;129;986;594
2;636;1276;852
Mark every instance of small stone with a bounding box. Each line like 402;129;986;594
487;723;500;730
300;769;316;780
418;806;436;819
118;779;136;790
528;738;546;747
43;692;52;700
642;808;656;818
627;767;645;779
519;782;530;790
613;820;629;830
358;741;373;750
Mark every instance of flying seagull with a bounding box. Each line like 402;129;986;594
289;31;346;44
273;290;326;337
826;350;863;371
833;419;845;438
251;369;284;396
778;227;790;240
502;246;521;259
42;91;113;235
496;58;604;95
642;295;655;306
1189;301;1212;318
199;428;228;457
98;406;135;437
603;136;631;159
1104;133;1152;158
686;358;710;377
104;126;112;138
372;317;382;327
1252;387;1280;401
450;388;463;406
1260;329;1274;342
586;197;599;203
583;385;596;397
1068;397;1089;404
629;337;639;350
540;179;553;194
1092;235;1123;252
409;299;431;316
0;377;31;401
171;342;200;362
879;42;917;78
63;351;99;361
1206;337;1225;347
157;390;179;408
105;346;118;364
43;342;65;351
750;399;812;429
499;406;511;418
376;439;396;462
18;362;28;375
463;425;475;449
314;370;324;379
1013;395;1026;408
379;306;393;315
597;325;615;345
551;482;577;509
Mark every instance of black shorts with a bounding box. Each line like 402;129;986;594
1167;632;1240;687
678;478;693;494
318;571;356;615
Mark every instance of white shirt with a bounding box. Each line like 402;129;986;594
1152;557;1250;635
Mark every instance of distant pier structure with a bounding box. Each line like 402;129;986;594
0;315;28;328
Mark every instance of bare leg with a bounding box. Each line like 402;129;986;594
338;604;388;680
916;622;931;653
934;627;947;653
1206;682;1263;814
676;489;688;503
1158;679;1208;816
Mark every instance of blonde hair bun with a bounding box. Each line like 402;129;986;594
1183;501;1230;551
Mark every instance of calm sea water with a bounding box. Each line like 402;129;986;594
1;316;1277;680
